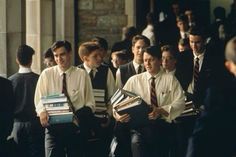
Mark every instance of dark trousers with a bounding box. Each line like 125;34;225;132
45;123;85;157
10;119;44;157
114;119;173;157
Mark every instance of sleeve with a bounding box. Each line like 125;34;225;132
161;76;185;122
34;71;47;115
83;72;96;112
106;68;117;101
115;68;123;88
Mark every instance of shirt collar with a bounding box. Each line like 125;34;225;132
18;65;32;73
83;63;97;73
133;61;143;70
193;50;205;60
57;65;73;76
146;69;164;80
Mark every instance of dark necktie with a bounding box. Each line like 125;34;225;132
150;77;158;107
193;57;199;93
138;65;142;74
62;73;68;95
89;69;94;80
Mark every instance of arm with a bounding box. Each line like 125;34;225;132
34;72;49;127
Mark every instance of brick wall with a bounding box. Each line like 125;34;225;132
78;0;127;49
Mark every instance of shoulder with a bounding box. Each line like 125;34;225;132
0;76;12;87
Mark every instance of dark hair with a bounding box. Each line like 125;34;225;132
213;6;226;20
161;45;178;59
16;44;35;66
124;26;137;39
91;36;108;51
176;14;188;23
111;50;128;61
44;48;54;59
143;46;162;59
78;41;101;59
178;38;189;46
51;40;72;52
189;26;206;39
132;35;150;47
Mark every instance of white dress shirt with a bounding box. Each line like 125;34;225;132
123;70;185;122
34;65;95;115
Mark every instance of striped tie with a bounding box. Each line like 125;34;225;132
62;73;67;95
150;77;158;107
193;57;199;93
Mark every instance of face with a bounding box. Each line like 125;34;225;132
143;52;161;75
162;51;176;72
178;44;190;52
44;57;56;68
185;10;194;21
177;21;188;32
189;35;205;55
111;55;125;69
84;50;103;69
53;47;71;71
132;39;148;64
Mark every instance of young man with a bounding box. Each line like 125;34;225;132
34;40;95;157
116;35;150;88
78;41;116;157
113;46;185;157
9;44;44;157
186;37;236;157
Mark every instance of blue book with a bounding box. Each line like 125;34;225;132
49;112;73;124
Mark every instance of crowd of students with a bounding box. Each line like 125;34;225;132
1;1;236;157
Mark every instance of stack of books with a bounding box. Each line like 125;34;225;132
41;94;73;124
93;89;108;122
111;89;151;128
178;101;200;118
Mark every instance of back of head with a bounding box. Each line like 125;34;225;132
225;36;236;64
213;6;226;20
144;46;162;59
91;36;108;51
78;41;101;60
51;40;72;52
146;12;155;24
17;44;35;66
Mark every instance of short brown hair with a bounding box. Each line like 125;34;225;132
78;41;101;59
51;40;72;52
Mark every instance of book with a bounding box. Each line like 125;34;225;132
110;88;136;106
41;94;68;104
93;89;105;97
111;89;151;128
178;101;200;118
48;112;74;124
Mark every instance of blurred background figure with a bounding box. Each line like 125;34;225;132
142;12;158;46
43;48;56;68
111;50;129;77
178;38;191;52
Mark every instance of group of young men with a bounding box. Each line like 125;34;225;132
1;26;236;157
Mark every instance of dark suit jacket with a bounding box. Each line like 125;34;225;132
119;61;137;86
186;69;236;157
177;46;216;106
0;77;14;145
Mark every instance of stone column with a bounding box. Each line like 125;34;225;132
0;0;25;77
26;0;54;74
55;0;75;64
125;0;136;27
